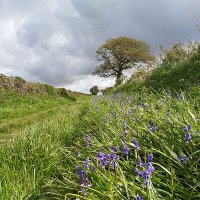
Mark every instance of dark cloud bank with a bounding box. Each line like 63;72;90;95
0;0;199;92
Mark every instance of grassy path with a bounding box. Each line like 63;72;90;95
0;103;72;144
0;97;89;199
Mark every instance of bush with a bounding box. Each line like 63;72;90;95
44;84;57;96
90;86;99;95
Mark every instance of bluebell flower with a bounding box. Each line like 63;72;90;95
85;135;92;147
76;166;91;194
182;124;192;143
123;127;128;136
96;152;108;168
135;194;144;200
84;157;90;169
136;154;155;187
111;146;119;152
108;151;119;171
132;139;140;151
123;144;130;155
185;133;192;143
166;109;170;117
178;155;186;162
148;120;158;132
182;124;191;132
148;154;153;162
135;118;139;122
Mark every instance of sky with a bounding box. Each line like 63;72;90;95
0;0;199;93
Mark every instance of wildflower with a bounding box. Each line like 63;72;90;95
76;166;91;194
178;154;186;162
135;118;139;122
185;133;192;143
166;109;170;117
182;124;191;132
84;157;90;169
148;154;153;162
131;108;135;115
108;151;119;171
123;144;129;155
110;146;119;152
148;120;158;132
135;194;144;200
183;124;192;143
96;152;108;168
122;120;127;127
85;135;92;147
136;154;155;187
132;138;140;151
135;168;141;176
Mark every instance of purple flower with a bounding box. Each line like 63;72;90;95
182;124;192;143
96;152;108;168
85;135;92;147
84;157;90;169
137;157;143;167
108;152;119;171
148;154;153;162
166;109;170;117
185;133;192;143
76;166;91;194
135;118;139;122
179;155;186;162
135;168;141;176
148;120;158;132
182;124;191;132
123;145;129;155
123;127;128;136
136;154;155;187
132;139;140;151
135;194;144;200
111;146;119;152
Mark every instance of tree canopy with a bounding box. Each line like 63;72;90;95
94;36;155;83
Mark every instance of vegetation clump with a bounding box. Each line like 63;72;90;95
90;85;99;95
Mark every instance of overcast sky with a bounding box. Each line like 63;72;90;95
0;0;199;93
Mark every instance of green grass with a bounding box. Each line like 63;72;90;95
0;90;77;143
0;97;89;199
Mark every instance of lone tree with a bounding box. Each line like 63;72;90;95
90;85;99;95
94;36;155;84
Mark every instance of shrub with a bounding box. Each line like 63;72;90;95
90;86;99;95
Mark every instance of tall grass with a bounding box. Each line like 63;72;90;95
0;100;88;199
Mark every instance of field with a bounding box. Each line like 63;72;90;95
0;47;200;199
0;87;199;200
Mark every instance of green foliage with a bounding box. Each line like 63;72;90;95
101;87;113;94
44;84;57;96
94;36;155;82
160;42;198;66
57;88;76;101
90;85;99;95
145;44;200;91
